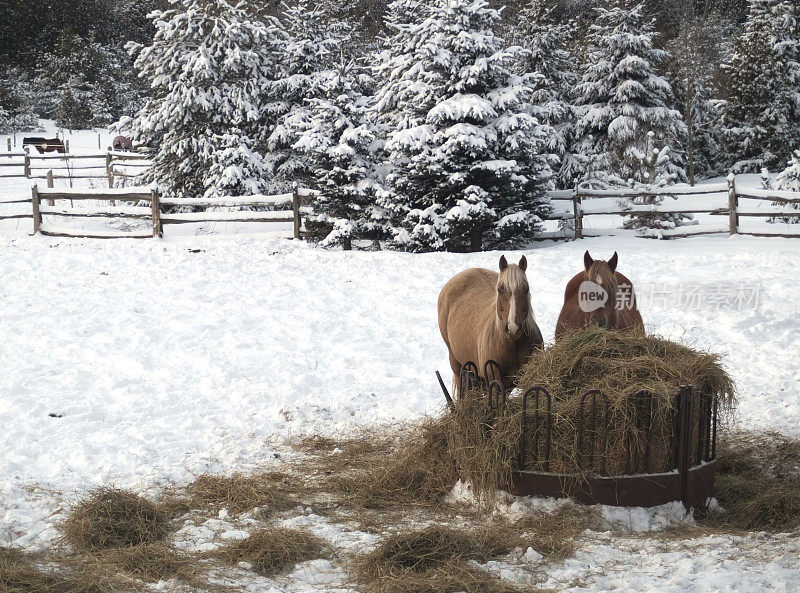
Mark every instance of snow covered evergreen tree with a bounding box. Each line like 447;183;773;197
0;66;40;132
513;0;579;188
266;1;350;193
621;131;694;231
38;30;126;128
769;150;800;223
570;0;686;187
722;0;800;171
124;0;282;199
290;57;386;249
374;0;553;252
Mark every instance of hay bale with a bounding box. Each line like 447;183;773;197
448;328;735;499
62;488;169;551
211;527;326;576
516;327;735;405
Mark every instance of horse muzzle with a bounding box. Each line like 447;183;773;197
504;323;522;341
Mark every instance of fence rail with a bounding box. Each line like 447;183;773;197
22;183;315;239
558;176;800;239
0;145;151;187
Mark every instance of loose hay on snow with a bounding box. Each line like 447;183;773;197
319;421;459;509
707;431;800;531
352;525;542;593
1;546;99;593
62;488;170;552
185;471;300;516
63;542;202;586
446;329;736;500
211;527;326;576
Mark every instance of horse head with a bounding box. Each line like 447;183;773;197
496;255;535;341
583;250;619;328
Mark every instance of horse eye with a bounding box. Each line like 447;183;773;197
497;286;504;294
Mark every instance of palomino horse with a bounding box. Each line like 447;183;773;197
438;255;544;395
555;251;643;339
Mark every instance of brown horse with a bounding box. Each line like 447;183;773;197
438;255;544;394
555;251;643;339
112;135;133;151
23;137;66;154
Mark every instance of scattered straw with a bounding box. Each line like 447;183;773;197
315;421;459;510
64;542;201;585
211;527;326;576
0;546;99;593
706;431;800;531
352;525;537;593
62;488;170;552
185;471;300;516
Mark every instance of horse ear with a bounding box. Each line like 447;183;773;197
499;255;508;271
608;251;618;272
584;251;593;270
518;255;527;271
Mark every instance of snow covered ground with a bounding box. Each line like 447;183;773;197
1;232;799;591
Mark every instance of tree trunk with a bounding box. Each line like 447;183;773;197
686;77;695;186
343;236;352;251
470;228;482;252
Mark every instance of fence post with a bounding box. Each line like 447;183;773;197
46;170;55;206
98;133;101;149
676;385;694;511
6;138;10;152
31;184;42;234
106;152;116;205
23;148;30;178
65;139;70;154
573;191;583;240
727;173;738;235
151;189;162;238
292;182;301;240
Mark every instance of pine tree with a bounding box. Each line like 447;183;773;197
513;0;579;188
266;1;350;193
0;65;40;132
290;55;386;249
770;150;800;223
38;29;126;128
621;131;695;231
722;0;800;171
665;14;729;183
570;0;686;187
374;0;553;252
124;0;283;199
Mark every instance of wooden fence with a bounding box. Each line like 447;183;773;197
4;173;800;240
22;184;315;239
0;146;151;185
546;176;800;239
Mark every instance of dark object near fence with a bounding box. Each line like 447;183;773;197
437;362;719;511
23;137;66;154
112;135;133;151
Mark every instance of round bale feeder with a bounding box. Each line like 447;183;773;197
438;358;722;512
